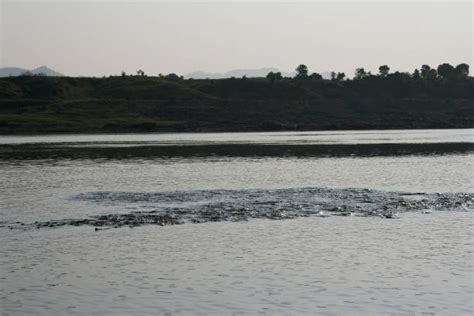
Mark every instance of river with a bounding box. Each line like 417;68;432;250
0;129;473;314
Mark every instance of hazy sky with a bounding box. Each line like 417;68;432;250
1;0;472;77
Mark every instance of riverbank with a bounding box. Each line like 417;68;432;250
1;75;473;134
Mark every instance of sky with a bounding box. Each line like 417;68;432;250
0;0;472;77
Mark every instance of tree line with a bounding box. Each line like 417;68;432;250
265;63;470;82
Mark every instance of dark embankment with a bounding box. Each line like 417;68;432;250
0;73;473;134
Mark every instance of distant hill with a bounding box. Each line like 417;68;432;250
184;67;295;79
0;66;62;77
0;67;28;77
184;68;335;80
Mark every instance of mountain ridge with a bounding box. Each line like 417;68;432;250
184;68;333;80
0;66;62;77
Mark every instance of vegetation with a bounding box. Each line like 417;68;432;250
0;63;472;134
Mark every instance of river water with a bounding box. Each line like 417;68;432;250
0;129;473;314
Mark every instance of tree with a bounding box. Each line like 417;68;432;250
164;73;180;80
295;64;308;78
136;70;145;77
266;72;282;83
330;72;337;81
354;68;367;80
437;63;455;79
121;71;127;77
426;69;437;81
455;63;469;78
412;69;421;80
266;72;274;81
336;72;346;81
309;72;322;80
378;65;390;77
420;65;431;79
390;71;412;83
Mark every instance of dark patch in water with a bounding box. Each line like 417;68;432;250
0;142;473;160
4;188;473;230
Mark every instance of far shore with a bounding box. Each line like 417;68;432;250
1;72;473;134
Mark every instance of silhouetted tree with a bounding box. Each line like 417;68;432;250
426;68;438;81
121;71;127;77
437;63;455;79
455;63;469;78
412;69;421;80
354;68;367;80
266;72;283;83
420;65;431;79
309;73;323;80
336;72;346;81
378;65;390;77
390;71;412;82
137;70;145;77
164;73;180;80
330;72;337;81
295;64;309;78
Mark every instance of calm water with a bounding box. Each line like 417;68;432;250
1;129;473;314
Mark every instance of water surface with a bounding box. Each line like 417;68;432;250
0;129;473;314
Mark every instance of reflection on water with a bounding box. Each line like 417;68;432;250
0;129;473;314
